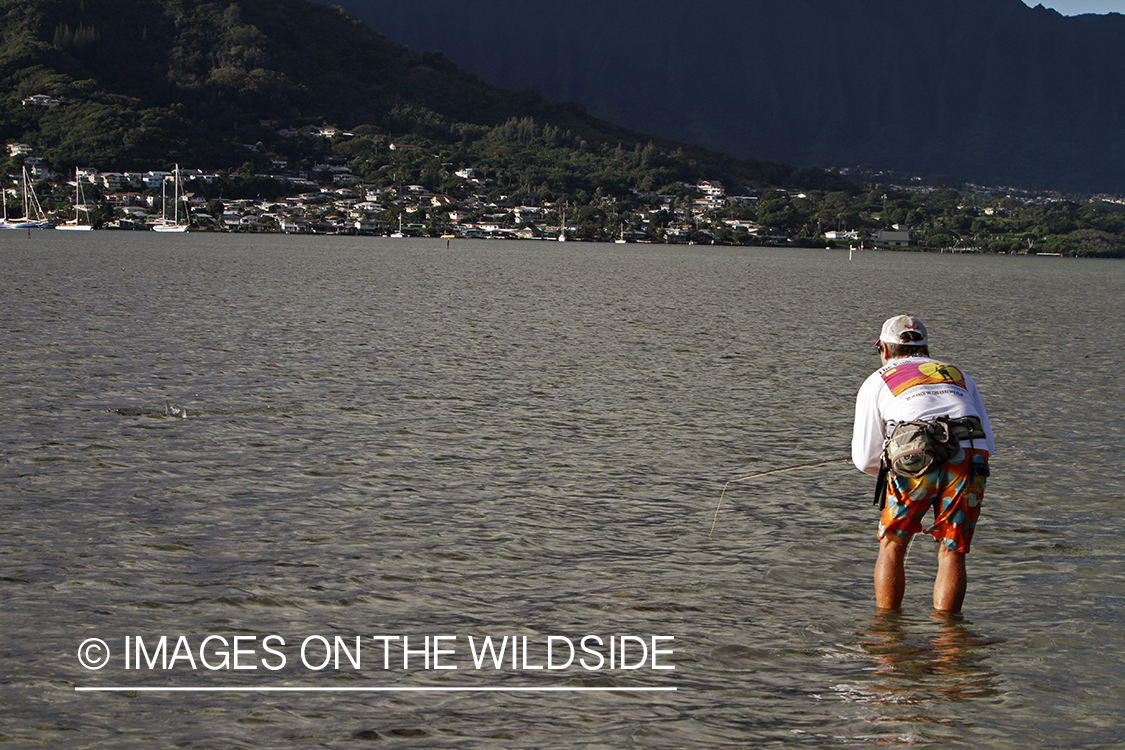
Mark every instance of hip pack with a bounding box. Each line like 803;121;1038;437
883;416;984;478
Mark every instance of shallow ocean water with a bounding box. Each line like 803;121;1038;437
2;231;1123;748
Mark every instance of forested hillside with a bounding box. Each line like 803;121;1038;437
0;0;844;193
332;0;1125;193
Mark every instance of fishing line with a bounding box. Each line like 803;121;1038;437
708;458;851;538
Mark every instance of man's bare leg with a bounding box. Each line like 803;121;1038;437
874;535;909;610
933;545;967;614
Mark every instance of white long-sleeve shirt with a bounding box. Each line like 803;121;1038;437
852;356;995;476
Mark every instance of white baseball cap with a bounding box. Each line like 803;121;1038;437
879;314;928;346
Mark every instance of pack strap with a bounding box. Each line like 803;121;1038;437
941;415;986;442
873;460;889;508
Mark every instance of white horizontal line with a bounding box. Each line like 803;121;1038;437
75;686;677;693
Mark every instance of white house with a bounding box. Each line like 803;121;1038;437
142;171;170;189
22;94;59;109
724;218;760;232
697;180;725;196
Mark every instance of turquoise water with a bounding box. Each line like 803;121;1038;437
2;232;1123;747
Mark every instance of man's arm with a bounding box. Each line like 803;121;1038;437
852;375;886;476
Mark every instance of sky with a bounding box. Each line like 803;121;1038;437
1026;0;1125;13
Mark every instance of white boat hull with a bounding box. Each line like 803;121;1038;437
1;221;48;230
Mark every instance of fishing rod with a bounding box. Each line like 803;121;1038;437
708;457;851;539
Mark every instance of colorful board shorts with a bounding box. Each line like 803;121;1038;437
879;446;989;553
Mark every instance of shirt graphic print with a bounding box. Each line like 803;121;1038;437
880;361;967;397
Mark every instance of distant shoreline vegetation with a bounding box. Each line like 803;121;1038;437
2;0;1122;256
5;149;1124;256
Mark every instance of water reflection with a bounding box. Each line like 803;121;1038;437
841;612;1002;726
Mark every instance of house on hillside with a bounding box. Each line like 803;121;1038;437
875;225;913;247
22;94;59;109
142;171;171;189
24;157;52;179
723;218;760;232
697;180;725;197
354;219;387;235
301;125;340;138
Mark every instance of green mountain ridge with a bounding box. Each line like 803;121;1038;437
0;0;847;193
329;0;1125;194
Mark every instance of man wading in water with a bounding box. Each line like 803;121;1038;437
852;315;995;614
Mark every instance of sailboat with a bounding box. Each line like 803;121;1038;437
390;214;405;237
56;169;93;231
1;167;49;229
558;203;567;242
152;164;189;232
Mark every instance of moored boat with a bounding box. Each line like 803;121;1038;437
1;167;48;229
56;169;93;231
152;164;189;232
